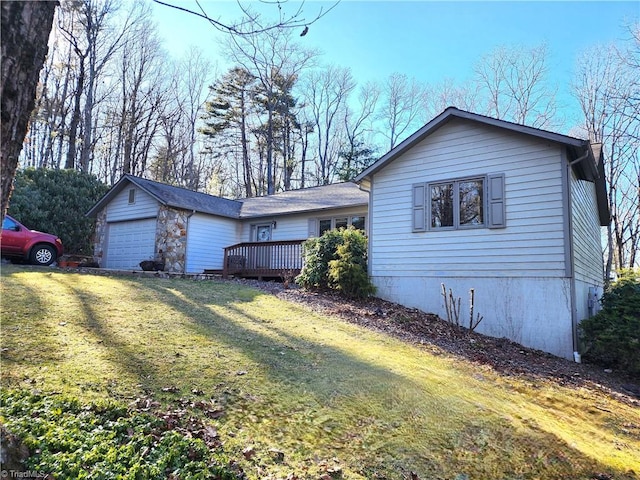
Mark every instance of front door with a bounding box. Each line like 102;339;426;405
256;224;272;242
255;224;272;268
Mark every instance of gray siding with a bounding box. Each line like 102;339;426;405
185;214;240;272
240;207;367;242
571;172;605;285
106;186;159;222
370;119;567;278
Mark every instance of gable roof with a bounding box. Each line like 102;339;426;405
87;175;368;219
238;182;368;218
86;174;243;218
355;106;609;225
356;107;599;181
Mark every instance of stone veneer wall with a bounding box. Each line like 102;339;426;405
93;209;108;266
156;206;189;273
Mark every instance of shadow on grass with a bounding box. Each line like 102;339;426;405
141;279;636;480
3;267;633;479
52;275;160;394
0;273;64;369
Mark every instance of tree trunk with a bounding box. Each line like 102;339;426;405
240;94;252;197
1;1;57;222
65;53;85;170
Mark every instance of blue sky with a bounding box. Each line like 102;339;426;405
152;1;639;130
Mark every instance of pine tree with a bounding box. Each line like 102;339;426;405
201;67;257;197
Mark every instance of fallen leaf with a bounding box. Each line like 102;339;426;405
242;446;255;459
269;448;285;463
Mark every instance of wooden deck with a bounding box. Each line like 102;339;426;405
222;240;305;280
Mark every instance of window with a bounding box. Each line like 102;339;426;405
413;174;505;231
458;179;484;226
430;178;483;229
319;219;332;236
351;216;365;231
316;215;367;236
128;188;136;204
335;217;348;230
430;182;455;228
2;217;18;231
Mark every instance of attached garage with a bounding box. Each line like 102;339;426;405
104;218;157;270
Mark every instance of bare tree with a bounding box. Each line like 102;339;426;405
57;0;144;172
1;1;57;222
615;22;640;142
339;81;379;180
302;65;355;185
378;73;427;150
178;47;212;190
152;0;338;37
426;79;480;118
109;15;168;181
30;29;75;170
474;44;557;128
573;34;640;276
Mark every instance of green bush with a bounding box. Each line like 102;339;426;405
297;227;375;298
579;269;640;376
8;168;109;255
0;389;238;479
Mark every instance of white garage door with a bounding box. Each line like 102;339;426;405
105;218;157;270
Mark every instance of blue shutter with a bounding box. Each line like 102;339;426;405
488;174;506;228
412;183;426;232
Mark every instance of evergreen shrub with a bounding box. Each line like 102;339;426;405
579;269;640;376
297;227;375;298
8;168;109;255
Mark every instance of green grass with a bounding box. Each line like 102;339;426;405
1;265;639;479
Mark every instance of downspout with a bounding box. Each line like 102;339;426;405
568;150;590;168
357;177;373;277
184;210;196;273
566;149;590;362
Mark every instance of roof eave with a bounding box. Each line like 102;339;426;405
86;174;167;217
590;143;611;226
239;201;369;219
355;107;588;183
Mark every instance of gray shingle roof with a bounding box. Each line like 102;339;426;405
239;182;369;218
87;175;368;219
130;176;243;218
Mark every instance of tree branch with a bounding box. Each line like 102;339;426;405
151;0;339;36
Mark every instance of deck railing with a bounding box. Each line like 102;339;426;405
222;240;305;279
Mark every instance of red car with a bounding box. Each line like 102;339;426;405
1;214;64;266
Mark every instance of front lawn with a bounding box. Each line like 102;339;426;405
1;266;638;479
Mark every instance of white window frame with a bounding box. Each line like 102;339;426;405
316;214;367;236
251;223;273;242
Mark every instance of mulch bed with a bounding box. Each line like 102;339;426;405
239;280;640;407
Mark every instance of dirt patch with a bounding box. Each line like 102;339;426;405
237;279;640;406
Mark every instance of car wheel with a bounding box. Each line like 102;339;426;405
30;244;57;266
